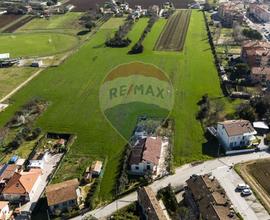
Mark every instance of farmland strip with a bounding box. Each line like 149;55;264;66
154;9;191;51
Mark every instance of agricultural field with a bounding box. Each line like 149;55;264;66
0;32;79;57
0;67;36;99
18;12;83;33
0;10;223;203
236;160;270;213
3;16;33;33
0;14;22;30
100;17;126;30
155;10;191;51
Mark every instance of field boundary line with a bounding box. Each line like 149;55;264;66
0;68;44;103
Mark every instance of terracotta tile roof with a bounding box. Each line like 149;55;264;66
137;187;167;220
186;175;238;220
218;120;256;136
251;67;270;80
242;40;270;57
2;169;41;195
0;164;17;181
46;179;79;206
129;139;146;165
142;137;162;165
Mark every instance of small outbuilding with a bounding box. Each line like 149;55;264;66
253;121;269;135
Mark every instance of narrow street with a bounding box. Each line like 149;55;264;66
73;151;270;220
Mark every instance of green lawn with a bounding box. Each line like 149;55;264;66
0;32;79;57
0;10;223;203
18;12;83;32
0;67;36;99
100;17;126;30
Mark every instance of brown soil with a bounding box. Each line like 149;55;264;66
0;14;22;29
3;16;34;33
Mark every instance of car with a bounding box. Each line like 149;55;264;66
241;189;252;196
236;183;250;191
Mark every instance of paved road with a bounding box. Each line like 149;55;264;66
73;151;270;220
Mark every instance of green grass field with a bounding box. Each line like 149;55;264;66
100;17;126;30
18;12;83;32
0;67;36;99
0;11;224;203
0;32;79;57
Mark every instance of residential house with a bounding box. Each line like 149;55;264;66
129;136;163;175
0;164;18;184
218;2;244;27
250;67;270;88
90;160;103;177
217;120;257;149
2;168;42;203
0;201;11;220
241;40;270;67
185;174;239;220
137;186;167;220
46;179;80;215
249;3;270;22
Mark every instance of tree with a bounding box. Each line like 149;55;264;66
242;28;262;40
85;21;95;30
236;104;256;122
230;63;250;80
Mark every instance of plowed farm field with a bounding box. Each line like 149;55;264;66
3;16;34;33
0;14;22;29
154;10;191;51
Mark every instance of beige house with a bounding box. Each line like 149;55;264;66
46;179;80;215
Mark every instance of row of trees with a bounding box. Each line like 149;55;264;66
129;15;158;54
105;19;134;48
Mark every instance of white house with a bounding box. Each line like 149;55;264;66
217;120;257;149
129;137;163;175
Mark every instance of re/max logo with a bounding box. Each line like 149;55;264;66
109;84;166;100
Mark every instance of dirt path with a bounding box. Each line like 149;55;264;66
0;68;44;103
237;160;270;214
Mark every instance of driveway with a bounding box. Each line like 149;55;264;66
213;165;269;220
73;151;270;220
20;153;63;213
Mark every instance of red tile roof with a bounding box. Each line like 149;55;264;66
142;137;162;165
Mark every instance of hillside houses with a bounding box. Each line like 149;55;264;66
218;1;244;27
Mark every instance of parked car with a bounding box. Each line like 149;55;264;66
241;189;252;196
236;183;250;191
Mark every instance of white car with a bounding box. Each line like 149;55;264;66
241;189;252;196
236;183;250;191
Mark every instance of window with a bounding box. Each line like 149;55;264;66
147;165;151;170
135;166;139;170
